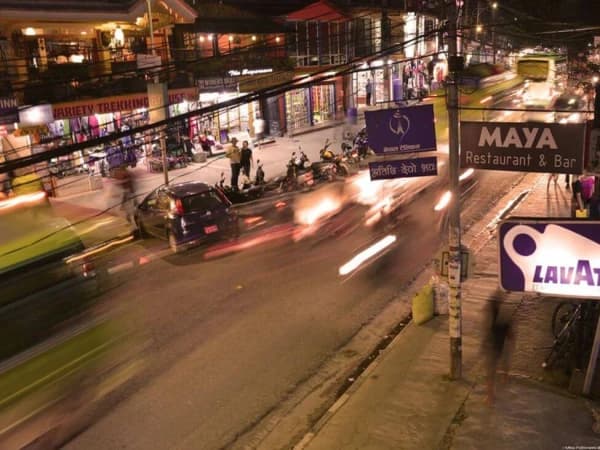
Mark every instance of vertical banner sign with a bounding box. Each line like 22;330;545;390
147;83;169;124
499;219;600;299
460;121;585;174
365;104;437;154
0;97;18;125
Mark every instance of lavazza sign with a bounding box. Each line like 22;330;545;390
460;121;586;174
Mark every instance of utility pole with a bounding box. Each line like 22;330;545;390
146;0;169;186
447;0;463;380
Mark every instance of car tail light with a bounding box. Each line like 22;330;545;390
171;198;185;215
82;261;96;278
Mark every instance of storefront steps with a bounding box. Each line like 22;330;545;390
288;119;346;138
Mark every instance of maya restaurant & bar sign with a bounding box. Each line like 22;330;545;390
460;121;585;174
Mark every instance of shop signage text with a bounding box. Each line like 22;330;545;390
228;68;273;77
197;77;237;92
499;219;600;299
51;88;198;120
368;156;438;180
0;97;18;125
365;104;437;154
460;121;585;174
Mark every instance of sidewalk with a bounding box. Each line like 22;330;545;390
296;173;600;450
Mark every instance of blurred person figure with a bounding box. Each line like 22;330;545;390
118;168;137;225
225;137;241;190
366;78;373;106
253;114;266;142
240;140;253;178
547;173;558;191
483;290;514;406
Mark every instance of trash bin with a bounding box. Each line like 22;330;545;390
347;107;358;125
193;151;208;163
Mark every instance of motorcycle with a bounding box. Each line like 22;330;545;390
353;128;369;160
313;139;350;179
279;150;314;192
216;171;265;204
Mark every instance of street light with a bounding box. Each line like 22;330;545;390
492;2;498;9
476;24;483;33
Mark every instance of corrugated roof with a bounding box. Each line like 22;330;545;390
286;0;349;22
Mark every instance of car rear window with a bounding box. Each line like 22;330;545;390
182;190;224;213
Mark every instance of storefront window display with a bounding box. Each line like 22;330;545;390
353;68;385;107
311;84;336;124
285;88;311;131
197;92;257;143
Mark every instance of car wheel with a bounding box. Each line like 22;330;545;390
168;231;181;253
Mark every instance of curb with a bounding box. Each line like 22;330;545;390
291;174;540;450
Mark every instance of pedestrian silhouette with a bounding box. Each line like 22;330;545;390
483;290;514;406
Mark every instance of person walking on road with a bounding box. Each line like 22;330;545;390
226;137;241;190
240;140;253;179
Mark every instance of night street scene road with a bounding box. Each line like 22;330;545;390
2;0;600;449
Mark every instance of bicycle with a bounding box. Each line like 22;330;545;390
543;301;599;371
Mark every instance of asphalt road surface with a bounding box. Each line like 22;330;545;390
62;164;523;450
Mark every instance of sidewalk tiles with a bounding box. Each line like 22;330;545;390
299;173;600;450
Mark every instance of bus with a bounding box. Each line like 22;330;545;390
517;53;567;108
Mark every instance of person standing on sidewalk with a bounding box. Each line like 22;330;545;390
226;137;242;190
483;290;514;406
366;78;373;106
240;140;253;179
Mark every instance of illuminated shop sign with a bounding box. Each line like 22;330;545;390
51;88;198;120
227;68;273;76
460;121;585;174
499;219;600;299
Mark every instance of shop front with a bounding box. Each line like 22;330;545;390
285;75;343;133
46;87;198;174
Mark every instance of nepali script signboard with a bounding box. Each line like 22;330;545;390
499;219;600;299
368;156;438;181
460;121;585;174
365;104;437;155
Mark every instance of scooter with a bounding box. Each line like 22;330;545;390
279;151;314;192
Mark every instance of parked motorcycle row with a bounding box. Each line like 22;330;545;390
215;129;371;206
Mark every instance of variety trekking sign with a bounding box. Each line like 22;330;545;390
460;122;585;174
365;104;437;155
368;156;438;180
499;219;600;299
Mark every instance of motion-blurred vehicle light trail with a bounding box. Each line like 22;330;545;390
338;234;397;276
434;191;452;211
0;191;46;210
459;168;474;181
203;224;295;259
295;197;342;226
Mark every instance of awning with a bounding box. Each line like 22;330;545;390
176;19;289;34
286;0;349;22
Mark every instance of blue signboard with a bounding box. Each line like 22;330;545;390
368;156;438;181
499;219;600;299
365;104;437;155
